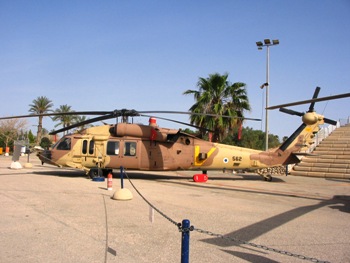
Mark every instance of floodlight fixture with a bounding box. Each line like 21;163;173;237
256;39;280;48
264;39;271;45
256;41;263;50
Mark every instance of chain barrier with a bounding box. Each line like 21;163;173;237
122;170;330;263
123;170;181;231
193;228;329;263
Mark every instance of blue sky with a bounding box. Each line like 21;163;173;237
1;0;349;139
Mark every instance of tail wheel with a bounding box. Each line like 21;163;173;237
264;175;272;182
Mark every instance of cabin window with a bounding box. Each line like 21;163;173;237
124;141;136;156
56;138;71;150
107;141;119;156
82;140;88;154
89;140;95;155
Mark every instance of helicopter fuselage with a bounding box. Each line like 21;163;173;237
38;118;318;180
38;123;274;174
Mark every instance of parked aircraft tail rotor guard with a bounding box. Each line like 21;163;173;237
1;87;349;181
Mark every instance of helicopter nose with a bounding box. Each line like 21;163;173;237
38;149;52;164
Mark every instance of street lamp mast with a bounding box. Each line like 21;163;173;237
256;39;279;150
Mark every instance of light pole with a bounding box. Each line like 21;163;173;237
256;39;279;150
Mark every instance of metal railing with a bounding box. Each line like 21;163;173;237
308;117;350;153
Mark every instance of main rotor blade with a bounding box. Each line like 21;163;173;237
308;87;321;112
0;109;142;120
138;111;261;121
0;112;77;120
267;92;350;110
49;114;116;135
49;110;141;135
140;114;214;132
279;108;304;117
0;110;260;121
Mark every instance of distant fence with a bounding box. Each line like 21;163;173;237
338;117;350;126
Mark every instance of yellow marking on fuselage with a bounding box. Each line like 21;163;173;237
305;127;312;132
194;146;217;166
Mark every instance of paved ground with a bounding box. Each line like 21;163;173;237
0;155;349;263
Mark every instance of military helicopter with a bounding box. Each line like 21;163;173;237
1;87;349;181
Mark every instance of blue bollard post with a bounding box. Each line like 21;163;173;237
181;219;190;263
120;166;124;189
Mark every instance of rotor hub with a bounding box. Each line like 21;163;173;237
302;112;320;125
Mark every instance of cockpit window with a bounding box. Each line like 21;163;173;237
82;140;88;154
81;139;94;155
89;140;94;155
56;138;71;150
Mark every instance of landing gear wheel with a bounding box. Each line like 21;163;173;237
89;168;103;179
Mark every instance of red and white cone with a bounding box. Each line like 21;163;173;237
107;172;113;190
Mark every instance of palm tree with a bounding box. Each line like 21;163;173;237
183;73;250;142
29;96;54;144
51;105;77;134
73;116;92;131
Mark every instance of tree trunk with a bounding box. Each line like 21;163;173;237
36;116;43;145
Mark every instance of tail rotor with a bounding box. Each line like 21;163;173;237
279;87;337;126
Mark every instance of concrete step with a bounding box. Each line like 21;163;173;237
290;170;350;179
318;141;350;147
316;146;350;152
316;144;350;151
330;132;350;136
313;150;350;155
293;165;350;174
297;162;350;169
304;154;350;160
320;136;350;141
331;127;350;133
315;147;350;153
303;155;350;160
301;157;350;165
318;141;350;146
291;123;350;179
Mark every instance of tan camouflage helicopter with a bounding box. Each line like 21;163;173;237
1;87;349;181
